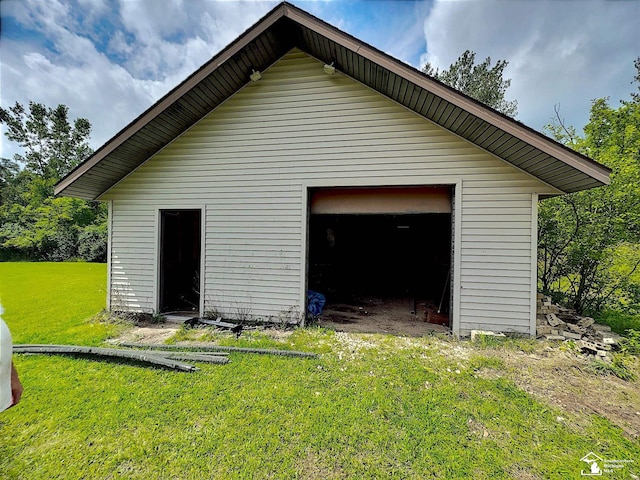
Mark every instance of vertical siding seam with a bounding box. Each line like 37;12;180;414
299;183;308;326
530;193;539;337
107;200;113;310
153;209;160;313
452;179;463;335
199;205;207;317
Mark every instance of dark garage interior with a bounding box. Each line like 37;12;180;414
308;199;452;334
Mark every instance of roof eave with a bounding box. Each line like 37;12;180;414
285;5;611;187
54;1;611;200
54;3;290;198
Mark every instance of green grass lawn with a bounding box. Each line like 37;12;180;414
0;262;112;345
1;263;639;479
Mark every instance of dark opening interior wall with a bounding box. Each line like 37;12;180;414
159;209;201;313
308;213;451;307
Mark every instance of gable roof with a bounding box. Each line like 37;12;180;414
55;2;610;200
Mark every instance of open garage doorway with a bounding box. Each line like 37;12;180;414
307;186;452;335
159;209;201;314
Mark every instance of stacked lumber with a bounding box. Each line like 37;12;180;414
536;294;622;361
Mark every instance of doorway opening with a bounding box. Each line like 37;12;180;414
307;186;452;334
159;209;201;314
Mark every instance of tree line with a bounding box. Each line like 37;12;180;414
1;53;639;315
0;103;107;262
538;65;640;315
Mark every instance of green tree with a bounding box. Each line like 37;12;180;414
0;101;106;262
423;50;518;117
0;158;20;204
0;102;92;183
538;58;640;314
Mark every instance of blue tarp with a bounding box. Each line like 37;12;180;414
307;290;326;316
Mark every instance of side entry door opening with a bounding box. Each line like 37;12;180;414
159;209;201;314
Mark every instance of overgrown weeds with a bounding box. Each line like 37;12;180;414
96;309;165;326
586;354;637;381
621;328;640;355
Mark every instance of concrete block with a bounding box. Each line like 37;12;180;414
546;313;563;327
578;317;595;328
576;340;599;353
536;325;553;335
544;335;566;341
592;324;612;332
567;323;586;334
601;334;621;346
562;331;583;340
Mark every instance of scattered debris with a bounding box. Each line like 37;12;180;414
13;344;207;371
16;337;317;372
185;317;243;337
536;295;621;361
119;342;319;358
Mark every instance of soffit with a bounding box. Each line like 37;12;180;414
55;3;610;200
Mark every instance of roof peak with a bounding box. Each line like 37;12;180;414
55;1;609;200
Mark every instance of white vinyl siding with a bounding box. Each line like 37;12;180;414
103;49;558;334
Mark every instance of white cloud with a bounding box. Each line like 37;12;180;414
0;0;276;160
1;35;158;157
117;0;189;44
374;1;432;66
2;0;638;164
421;0;640;131
114;0;276;81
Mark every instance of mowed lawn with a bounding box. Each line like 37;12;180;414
0;262;111;345
1;262;639;479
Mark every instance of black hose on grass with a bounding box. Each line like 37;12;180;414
155;352;229;364
119;342;319;358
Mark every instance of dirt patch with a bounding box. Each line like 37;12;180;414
107;322;181;345
431;335;640;439
108;322;298;345
318;297;449;336
484;347;640;439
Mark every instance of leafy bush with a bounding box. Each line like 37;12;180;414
596;311;640;335
621;329;640;356
78;223;107;262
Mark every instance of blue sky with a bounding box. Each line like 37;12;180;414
1;0;639;161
